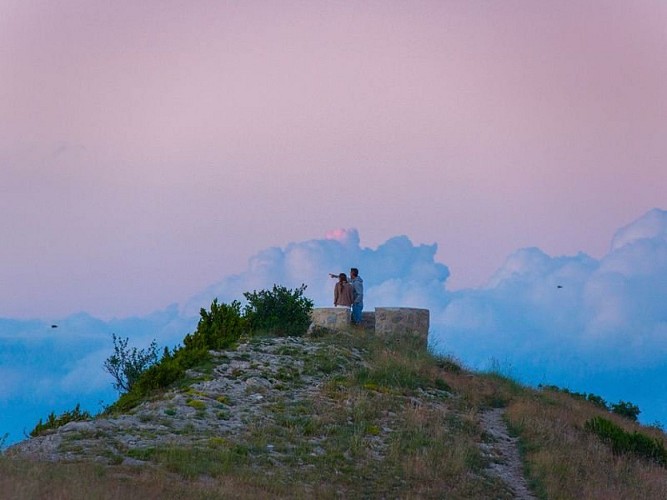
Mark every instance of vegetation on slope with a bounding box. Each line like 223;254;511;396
505;386;667;498
105;284;313;414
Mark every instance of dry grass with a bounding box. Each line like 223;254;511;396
0;458;256;500
504;388;667;499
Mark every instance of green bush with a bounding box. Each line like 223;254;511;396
110;345;208;412
585;416;667;466
110;390;146;413
243;284;313;337
611;400;641;421
586;393;609;410
135;356;185;392
173;345;210;370
30;404;91;437
184;299;247;351
540;385;607;409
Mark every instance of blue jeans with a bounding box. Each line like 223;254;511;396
351;303;363;325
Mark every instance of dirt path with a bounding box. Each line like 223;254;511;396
479;408;536;499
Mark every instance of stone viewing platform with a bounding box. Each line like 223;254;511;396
310;307;430;347
309;307;352;331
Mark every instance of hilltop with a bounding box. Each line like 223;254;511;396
3;327;667;498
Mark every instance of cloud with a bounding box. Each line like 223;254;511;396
0;310;198;445
610;209;667;251
0;368;23;400
182;230;450;314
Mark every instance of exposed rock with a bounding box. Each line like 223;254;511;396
6;336;361;464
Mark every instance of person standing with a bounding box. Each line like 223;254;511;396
333;273;354;307
349;268;364;325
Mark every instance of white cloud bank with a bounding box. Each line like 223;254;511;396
2;209;667;445
183;228;451;316
441;209;667;366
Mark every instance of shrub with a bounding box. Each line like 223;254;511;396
30;404;91;437
585;416;667;465
539;385;612;411
134;355;185;392
187;399;206;410
243;284;313;337
104;334;159;393
586;393;609;410
611;400;641;421
184;299;247;351
111;390;146;413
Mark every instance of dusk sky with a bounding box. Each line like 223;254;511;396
2;1;666;320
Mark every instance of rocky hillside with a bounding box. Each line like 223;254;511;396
9;335;368;465
5;328;667;499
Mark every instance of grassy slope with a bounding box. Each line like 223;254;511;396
2;329;667;499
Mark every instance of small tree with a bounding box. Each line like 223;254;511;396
611;400;641;421
104;333;159;393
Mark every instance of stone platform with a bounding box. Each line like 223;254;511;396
309;307;351;330
309;307;430;347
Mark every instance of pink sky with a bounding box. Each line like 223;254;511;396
1;1;666;319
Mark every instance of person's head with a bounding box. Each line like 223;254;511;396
338;273;348;283
350;268;359;278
